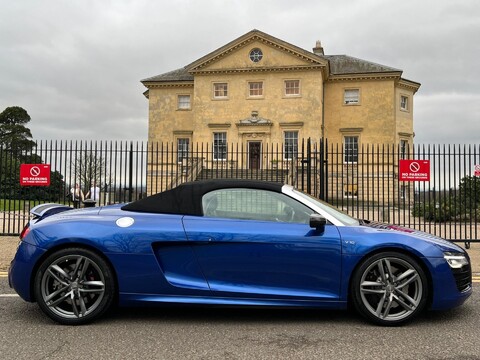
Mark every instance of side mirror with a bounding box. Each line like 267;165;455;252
310;214;327;231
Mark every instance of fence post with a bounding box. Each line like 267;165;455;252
319;138;325;200
128;142;133;202
307;138;311;194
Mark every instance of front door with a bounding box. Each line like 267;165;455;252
183;217;342;299
248;142;261;169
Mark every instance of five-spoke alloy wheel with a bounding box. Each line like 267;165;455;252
34;248;116;325
351;252;428;326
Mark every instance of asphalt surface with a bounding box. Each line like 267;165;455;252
0;277;479;360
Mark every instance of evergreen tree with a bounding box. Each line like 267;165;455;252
0;106;36;151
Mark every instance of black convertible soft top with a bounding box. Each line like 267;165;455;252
121;179;284;216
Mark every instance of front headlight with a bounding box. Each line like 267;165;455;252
444;252;469;269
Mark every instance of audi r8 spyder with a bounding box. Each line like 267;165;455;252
9;180;472;325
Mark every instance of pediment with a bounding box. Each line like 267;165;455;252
186;29;327;74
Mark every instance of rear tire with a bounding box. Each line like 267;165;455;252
34;247;116;325
351;251;428;326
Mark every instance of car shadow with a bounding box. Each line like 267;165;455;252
105;306;358;325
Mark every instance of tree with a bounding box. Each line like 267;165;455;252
73;152;107;192
458;175;480;212
0;106;36;151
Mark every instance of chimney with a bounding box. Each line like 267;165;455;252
313;40;324;55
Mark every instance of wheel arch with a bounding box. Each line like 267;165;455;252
29;241;119;303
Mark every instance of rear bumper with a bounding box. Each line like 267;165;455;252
9;241;46;302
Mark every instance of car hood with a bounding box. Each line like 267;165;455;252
359;219;464;252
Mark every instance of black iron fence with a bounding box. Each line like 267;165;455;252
1;140;479;243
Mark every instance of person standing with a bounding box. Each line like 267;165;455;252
86;181;101;205
70;183;84;208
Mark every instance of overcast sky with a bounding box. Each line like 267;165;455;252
1;0;478;145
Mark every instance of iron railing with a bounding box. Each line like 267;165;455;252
1;140;479;243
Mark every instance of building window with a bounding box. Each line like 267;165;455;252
249;82;263;97
344;89;359;105
344;136;358;163
177;138;189;163
400;140;409;159
213;132;227;160
213;83;228;98
177;95;191;110
400;95;409;111
284;131;298;160
249;48;263;63
284;80;300;96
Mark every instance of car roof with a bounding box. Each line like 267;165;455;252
121;179;284;215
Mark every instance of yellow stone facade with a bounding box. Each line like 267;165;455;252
142;30;420;199
144;30;418;149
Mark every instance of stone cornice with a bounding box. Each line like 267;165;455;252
189;64;324;76
327;72;401;82
397;78;421;94
279;122;304;128
340;127;364;133
208;123;232;129
236;122;273;127
173;130;194;136
142;82;194;89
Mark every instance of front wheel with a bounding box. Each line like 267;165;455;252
351;252;428;326
34;248;116;325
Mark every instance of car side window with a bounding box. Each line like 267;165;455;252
202;188;313;224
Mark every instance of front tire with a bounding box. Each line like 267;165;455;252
351;252;428;326
34;247;116;325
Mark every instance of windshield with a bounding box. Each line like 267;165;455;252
292;189;360;226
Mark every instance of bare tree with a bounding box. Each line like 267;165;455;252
73;151;107;192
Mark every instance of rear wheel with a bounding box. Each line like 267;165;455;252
351;252;428;326
34;248;116;325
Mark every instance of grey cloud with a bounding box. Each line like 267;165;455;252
0;0;478;144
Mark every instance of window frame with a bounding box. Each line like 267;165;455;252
249;48;263;63
344;136;359;163
248;81;264;98
284;79;300;97
343;88;360;105
177;138;190;163
400;95;409;111
213;132;227;160
213;82;229;99
284;131;299;160
177;95;191;110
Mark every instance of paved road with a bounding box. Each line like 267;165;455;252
1;278;479;360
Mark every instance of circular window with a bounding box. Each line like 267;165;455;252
249;48;263;63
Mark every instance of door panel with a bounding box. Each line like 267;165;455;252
183;216;342;299
248;142;261;170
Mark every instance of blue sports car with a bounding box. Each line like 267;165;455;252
9;180;472;325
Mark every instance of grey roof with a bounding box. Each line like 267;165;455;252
142;55;402;84
323;55;401;75
141;67;193;83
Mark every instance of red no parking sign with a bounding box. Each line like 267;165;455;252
399;160;430;181
20;164;51;186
